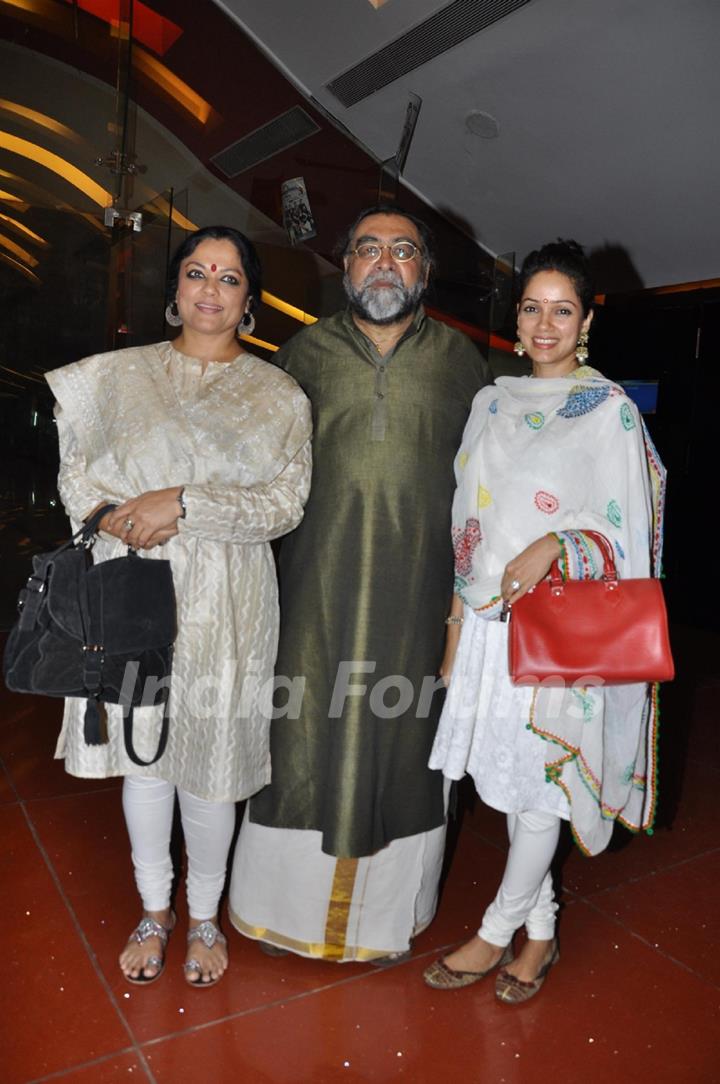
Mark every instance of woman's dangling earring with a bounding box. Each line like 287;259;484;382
575;329;590;364
238;309;256;337
513;340;525;357
165;300;182;327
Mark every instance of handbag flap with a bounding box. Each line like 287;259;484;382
44;549;88;641
85;553;177;653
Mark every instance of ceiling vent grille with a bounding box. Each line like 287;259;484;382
326;0;533;107
211;106;321;177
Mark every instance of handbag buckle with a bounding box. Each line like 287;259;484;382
500;601;511;623
17;576;46;615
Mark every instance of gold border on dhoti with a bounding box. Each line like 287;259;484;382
229;910;391;962
228;854;399;963
322;857;358;959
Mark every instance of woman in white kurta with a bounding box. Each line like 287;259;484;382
46;227;312;988
424;241;666;1003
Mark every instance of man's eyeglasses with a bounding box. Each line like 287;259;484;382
349;242;420;263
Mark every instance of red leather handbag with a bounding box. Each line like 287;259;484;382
507;531;674;686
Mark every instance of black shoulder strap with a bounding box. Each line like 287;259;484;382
123;703;171;766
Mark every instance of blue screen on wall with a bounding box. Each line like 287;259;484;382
619;381;659;414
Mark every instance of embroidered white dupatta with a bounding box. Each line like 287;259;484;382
444;367;667;854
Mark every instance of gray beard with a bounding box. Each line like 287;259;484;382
343;269;425;325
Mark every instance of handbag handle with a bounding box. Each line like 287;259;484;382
78;503;117;546
20;504;119;607
502;530;618;620
549;529;618;592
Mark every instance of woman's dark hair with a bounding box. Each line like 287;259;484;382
517;239;594;316
334;203;436;278
166;225;262;312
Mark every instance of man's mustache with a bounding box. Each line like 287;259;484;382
361;268;405;290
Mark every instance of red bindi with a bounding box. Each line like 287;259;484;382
210;263;217;272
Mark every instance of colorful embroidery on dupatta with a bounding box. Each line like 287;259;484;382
620;402;636;430
534;490;559;514
452;518;481;581
606;499;622;527
556;529;598;579
557;384;611;418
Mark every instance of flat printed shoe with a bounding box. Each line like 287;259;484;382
495;940;559;1004
423;943;514;990
122;913;175;985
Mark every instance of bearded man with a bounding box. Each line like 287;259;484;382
229;205;490;961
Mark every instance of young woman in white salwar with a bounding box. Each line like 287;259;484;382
46;227;312;988
424;240;666;1003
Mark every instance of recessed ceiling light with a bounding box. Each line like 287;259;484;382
465;110;499;139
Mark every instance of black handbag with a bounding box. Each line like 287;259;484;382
3;505;176;766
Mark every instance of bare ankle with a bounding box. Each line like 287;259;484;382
145;907;172;924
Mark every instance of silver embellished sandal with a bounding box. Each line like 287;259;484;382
122;913;175;985
183;920;228;988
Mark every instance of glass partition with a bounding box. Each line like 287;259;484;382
0;5;177;624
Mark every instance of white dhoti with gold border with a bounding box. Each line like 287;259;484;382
229;809;446;961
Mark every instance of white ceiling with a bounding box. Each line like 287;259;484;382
214;0;720;290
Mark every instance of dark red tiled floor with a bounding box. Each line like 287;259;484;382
2;626;719;1083
0;805;130;1083
143;904;720;1084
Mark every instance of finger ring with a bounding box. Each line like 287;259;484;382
510;579;521;591
123;518;134;532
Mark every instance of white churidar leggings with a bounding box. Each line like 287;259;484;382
478;809;560;946
122;775;236;921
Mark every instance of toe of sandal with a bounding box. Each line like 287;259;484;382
123;913;174;986
183;920;228;989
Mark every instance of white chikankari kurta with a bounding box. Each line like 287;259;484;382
46;342;312;802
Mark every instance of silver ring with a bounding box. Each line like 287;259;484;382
123;518;134;532
510;579;521;591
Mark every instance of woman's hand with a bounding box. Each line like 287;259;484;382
439;594;464;687
141;526;180;550
84;502;126;541
105;488;183;550
501;534;562;603
439;624;462;687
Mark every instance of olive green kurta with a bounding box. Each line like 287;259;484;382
250;308;489;856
